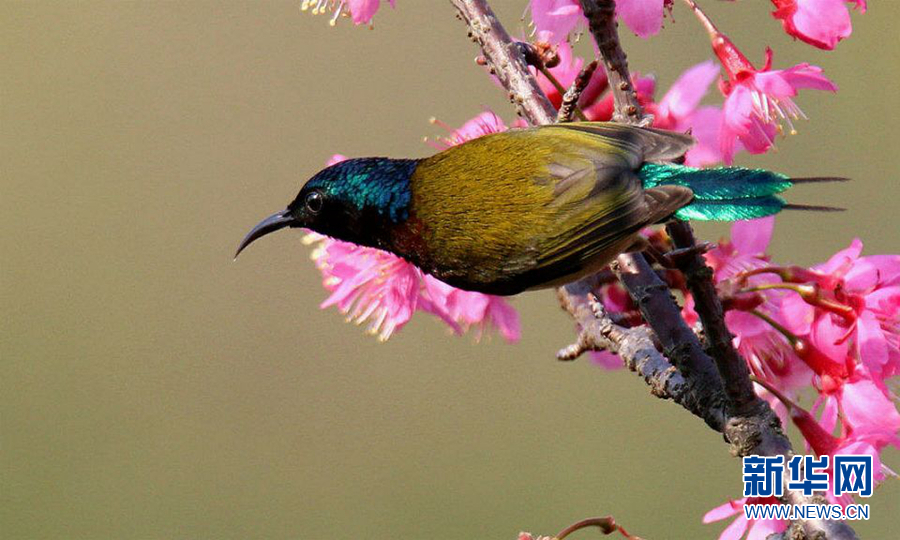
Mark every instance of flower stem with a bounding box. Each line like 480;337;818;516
750;309;800;346
742;283;856;322
537;66;587;120
750;375;795;409
741;282;810;295
682;0;718;36
554;516;638;540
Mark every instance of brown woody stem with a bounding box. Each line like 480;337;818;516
557;60;598;123
557;276;727;431
666;221;760;417
555;515;641;540
577;0;644;124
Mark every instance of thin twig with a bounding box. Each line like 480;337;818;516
611;255;724;392
555;515;643;540
577;0;645;125
557;60;598;123
557;277;727;431
665;221;760;417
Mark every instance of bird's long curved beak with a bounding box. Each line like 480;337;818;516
234;209;294;259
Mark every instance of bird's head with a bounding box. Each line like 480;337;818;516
235;157;418;258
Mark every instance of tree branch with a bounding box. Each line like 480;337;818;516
450;0;556;125
665;221;761;417
450;0;726;428
557;276;727;431
557;60;598;123
612;253;724;393
577;0;644;125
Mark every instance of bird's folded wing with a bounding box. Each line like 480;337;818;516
539;122;695;165
505;124;695;278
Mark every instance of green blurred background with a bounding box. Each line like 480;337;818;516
2;1;898;539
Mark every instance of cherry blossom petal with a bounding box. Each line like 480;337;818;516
815;238;863;275
590;351;624;370
840;378;900;440
703;499;744;522
682;106;727;167
719;513;750;540
617;0;666;38
845;255;900;291
721;85;777;163
857;310;889;373
530;0;586;43
732;217;775;256
792;0;852;49
659;60;720;119
780;293;816;336
347;0;383;24
755;64;838;96
810;313;850;364
815;393;840;435
484;298;521;342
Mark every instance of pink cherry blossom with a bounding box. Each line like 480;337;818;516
797;371;900;453
305;229;520;342
421;276;520;342
686;3;837;163
589;350;623;369
703;497;787;540
651;60;727;166
780;239;900;383
517;533;552;540
739;237;900;458
718;48;837;164
617;0;670;38
757;378;898;497
833;376;900;448
588;280;635;369
682;218;813;390
771;0;866;50
530;0;668;43
529;0;587;44
654;60;720;127
307;233;419;340
301;0;395;26
584;73;656;121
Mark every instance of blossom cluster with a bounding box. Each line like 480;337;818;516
590;218;899;539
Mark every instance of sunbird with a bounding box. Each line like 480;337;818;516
236;122;840;295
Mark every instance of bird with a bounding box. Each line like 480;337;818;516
235;122;842;296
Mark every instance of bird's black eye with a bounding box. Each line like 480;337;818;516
304;190;324;214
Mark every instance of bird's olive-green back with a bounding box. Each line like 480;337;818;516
404;123;694;294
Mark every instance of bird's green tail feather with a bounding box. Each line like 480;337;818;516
639;163;803;221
